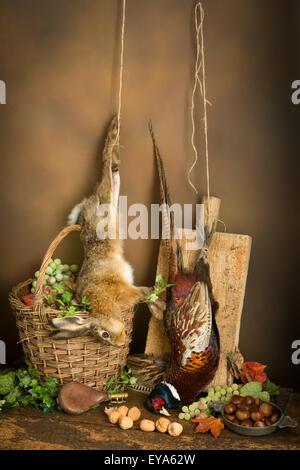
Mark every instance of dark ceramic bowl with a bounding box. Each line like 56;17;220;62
210;400;298;437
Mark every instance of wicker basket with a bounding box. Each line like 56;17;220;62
9;225;134;390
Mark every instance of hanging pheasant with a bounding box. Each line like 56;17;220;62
145;124;220;415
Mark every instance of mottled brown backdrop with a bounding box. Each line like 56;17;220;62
0;0;299;390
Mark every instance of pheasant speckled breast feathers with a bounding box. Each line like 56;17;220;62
170;281;212;368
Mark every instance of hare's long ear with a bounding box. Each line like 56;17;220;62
49;317;94;339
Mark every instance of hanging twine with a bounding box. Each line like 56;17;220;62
188;2;211;222
114;0;126;149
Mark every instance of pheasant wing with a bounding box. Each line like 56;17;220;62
170;281;212;367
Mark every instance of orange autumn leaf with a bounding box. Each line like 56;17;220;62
194;422;213;433
192;416;215;424
193;416;224;438
210;419;224;438
240;361;267;384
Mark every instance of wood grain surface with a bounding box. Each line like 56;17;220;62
0;390;299;450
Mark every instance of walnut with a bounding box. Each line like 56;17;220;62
119;416;134;430
118;405;129;417
127;406;141;422
140;419;155;432
104;406;118;416
155;417;170;433
108;410;120;424
168;422;183;437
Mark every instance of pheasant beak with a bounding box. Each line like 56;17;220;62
159;406;171;417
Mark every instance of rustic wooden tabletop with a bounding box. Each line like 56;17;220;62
0;389;299;450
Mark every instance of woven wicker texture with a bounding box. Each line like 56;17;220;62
9;225;133;390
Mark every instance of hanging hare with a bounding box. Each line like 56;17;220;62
50;116;164;346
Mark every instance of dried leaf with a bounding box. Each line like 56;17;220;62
210;419;224;438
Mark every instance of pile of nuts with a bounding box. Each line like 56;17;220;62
105;405;183;437
224;396;280;428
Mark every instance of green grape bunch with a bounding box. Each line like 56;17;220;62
30;259;90;317
32;258;79;295
177;383;241;422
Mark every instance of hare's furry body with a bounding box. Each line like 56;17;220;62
50;117;144;346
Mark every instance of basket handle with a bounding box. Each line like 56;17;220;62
33;225;81;314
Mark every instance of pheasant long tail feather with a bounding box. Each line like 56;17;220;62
148;121;183;278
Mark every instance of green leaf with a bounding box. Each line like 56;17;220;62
105;376;115;389
91;403;100;410
0;371;16;395
240;381;262;398
66;306;76;316
28;366;38;378
259;391;271;401
120;375;129;384
147;293;159;302
19;375;32;388
62;291;72;303
240;381;271;401
5;386;22;405
263;379;280;396
155;273;163;284
129;377;137;385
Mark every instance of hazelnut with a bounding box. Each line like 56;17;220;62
168;422;183;437
119;416;133;430
108;410;120;424
140;419;155;432
127;406;141;422
118;405;129;417
155;417;170;433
